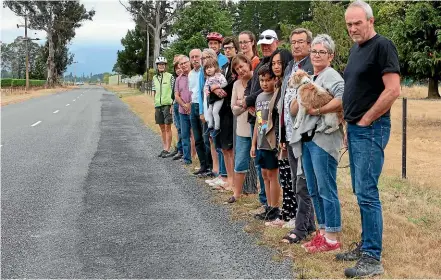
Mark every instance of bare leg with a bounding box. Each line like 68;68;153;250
159;124;166;150
233;173;246;198
165;124;172;151
269;168;281;207
210;138;219;174
261;169;272;207
222;149;235;189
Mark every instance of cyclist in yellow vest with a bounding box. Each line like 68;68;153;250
153;56;175;158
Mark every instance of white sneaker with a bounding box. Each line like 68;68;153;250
209;178;226;187
282;218;296;229
205;177;220;184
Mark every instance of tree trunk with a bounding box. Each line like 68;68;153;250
427;77;440;99
46;32;56;87
153;1;161;70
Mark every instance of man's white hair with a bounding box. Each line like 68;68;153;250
347;0;374;19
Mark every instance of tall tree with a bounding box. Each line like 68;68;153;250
300;1;353;73
166;0;233;59
374;1;440;98
4;1;95;87
119;0;185;68
113;26;154;76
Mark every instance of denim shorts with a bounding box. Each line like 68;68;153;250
234;136;251;173
256;149;278;170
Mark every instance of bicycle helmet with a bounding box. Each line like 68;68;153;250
206;32;223;43
155;56;167;64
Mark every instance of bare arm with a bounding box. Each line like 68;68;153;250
307;98;342;115
358;73;401;126
175;91;184;107
250;123;258;158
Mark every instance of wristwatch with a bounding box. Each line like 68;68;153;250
316;108;321;115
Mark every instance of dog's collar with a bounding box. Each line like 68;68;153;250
295;79;310;90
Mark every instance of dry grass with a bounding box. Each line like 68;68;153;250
400;85;441;99
109;84;441;278
0;86;78;106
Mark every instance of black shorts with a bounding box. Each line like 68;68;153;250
256;149;278;170
155;105;172;125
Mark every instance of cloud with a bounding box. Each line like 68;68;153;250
1;0;135;45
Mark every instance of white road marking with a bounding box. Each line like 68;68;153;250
66;104;70;106
31;121;42;127
73;99;76;102
53;110;59;114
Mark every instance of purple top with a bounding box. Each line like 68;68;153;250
175;73;192;114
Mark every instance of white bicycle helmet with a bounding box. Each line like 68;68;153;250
155;56;167;64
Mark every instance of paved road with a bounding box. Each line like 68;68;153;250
1;86;293;278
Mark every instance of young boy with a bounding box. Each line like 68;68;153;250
250;63;281;221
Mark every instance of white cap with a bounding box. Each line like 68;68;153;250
257;29;278;45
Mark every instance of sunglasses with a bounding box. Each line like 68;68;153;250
259;35;275;40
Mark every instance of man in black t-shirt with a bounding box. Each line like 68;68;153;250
337;1;401;278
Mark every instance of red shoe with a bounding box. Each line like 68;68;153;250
305;237;341;253
301;231;324;249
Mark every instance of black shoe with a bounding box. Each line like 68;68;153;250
255;206;277;220
264;207;280;221
193;168;207;176
158;150;166;157
165;149;178;158
336;241;363;261
172;153;183;160
344;254;384;278
198;170;215;178
161;151;170;158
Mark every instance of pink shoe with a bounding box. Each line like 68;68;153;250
301;231;324;249
305;237;341;253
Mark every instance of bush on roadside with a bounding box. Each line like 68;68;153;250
1;78;46;88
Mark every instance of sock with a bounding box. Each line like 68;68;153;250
325;236;338;244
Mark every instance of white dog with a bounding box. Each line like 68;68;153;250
288;70;342;134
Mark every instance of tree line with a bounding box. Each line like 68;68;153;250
114;0;440;98
3;0;95;87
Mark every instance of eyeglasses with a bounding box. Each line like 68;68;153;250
239;40;251;45
291;40;307;45
259;35;275;40
310;50;330;57
179;61;190;66
223;46;235;51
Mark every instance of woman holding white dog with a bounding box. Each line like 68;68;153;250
290;34;344;253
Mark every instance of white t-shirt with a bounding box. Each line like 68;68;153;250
188;68;201;104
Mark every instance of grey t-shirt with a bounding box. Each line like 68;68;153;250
255;92;273;150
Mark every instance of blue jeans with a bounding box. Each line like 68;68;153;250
234;136;251;173
190;103;212;170
179;113;192;164
347;116;391;261
302;141;341;233
212;131;227;176
250;123;267;206
173;103;182;154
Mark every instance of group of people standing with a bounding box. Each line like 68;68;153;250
151;0;401;278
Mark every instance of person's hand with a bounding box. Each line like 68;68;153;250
307;108;320;116
200;114;206;123
214;88;227;98
183;103;191;114
170;106;173;115
356;117;372;127
250;145;256;158
279;142;287;151
248;107;256;115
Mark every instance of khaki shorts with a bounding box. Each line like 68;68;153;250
155;105;173;125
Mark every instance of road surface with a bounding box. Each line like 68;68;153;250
1;86;293;278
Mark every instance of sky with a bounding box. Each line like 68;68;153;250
1;0;136;76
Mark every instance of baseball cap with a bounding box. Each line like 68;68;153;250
257;29;278;45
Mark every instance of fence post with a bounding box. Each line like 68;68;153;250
402;98;407;179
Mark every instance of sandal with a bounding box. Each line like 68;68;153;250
282;232;304;244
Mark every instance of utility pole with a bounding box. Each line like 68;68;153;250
145;22;149;94
17;14;40;91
